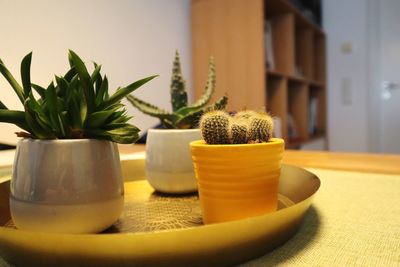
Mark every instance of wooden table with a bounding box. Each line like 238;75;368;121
119;144;400;175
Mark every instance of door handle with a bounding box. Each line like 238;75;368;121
382;81;400;100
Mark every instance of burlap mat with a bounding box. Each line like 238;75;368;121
1;168;399;267
240;168;400;267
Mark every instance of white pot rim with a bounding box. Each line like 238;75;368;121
148;128;200;134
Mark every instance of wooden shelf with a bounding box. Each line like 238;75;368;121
309;80;325;87
288;75;307;84
267;69;286;78
286;134;325;149
268;70;324;86
264;0;323;35
192;0;326;149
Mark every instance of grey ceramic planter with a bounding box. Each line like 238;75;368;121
10;139;124;233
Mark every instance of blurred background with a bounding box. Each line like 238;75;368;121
0;0;399;153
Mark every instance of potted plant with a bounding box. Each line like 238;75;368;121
0;51;157;233
126;51;227;194
190;110;285;224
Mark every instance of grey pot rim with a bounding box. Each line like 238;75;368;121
17;138;113;144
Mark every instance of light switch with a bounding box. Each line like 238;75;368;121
341;77;352;106
341;43;353;54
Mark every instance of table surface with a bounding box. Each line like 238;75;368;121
119;144;400;175
2;144;399;175
1;146;400;267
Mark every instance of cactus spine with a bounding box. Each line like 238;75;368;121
234;110;259;120
199;110;231;144
229;118;248;144
248;114;274;143
200;110;274;145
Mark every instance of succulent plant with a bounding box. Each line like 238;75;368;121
200;110;274;144
0;50;157;144
126;51;228;129
199;110;231;144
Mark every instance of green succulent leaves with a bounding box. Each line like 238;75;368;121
170;51;188;112
0;50;157;144
126;51;228;129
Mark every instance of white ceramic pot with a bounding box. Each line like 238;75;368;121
10;139;124;234
145;129;201;194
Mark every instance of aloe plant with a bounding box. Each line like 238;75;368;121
126;51;228;129
0;50;157;144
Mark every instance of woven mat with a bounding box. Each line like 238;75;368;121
1;168;399;267
240;168;400;267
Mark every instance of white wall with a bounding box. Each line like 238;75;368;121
323;0;370;152
0;0;192;145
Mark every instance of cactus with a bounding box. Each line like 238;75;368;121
200;110;274;144
170;51;188;112
234;110;259;120
229;118;248;144
199;110;231;144
126;51;228;129
248;114;274;143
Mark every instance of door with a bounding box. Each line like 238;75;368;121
378;0;400;153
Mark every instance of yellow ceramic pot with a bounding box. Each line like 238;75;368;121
190;138;284;224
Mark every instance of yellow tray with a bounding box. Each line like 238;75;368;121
0;157;320;267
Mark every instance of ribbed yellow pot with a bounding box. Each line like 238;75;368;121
190;138;285;224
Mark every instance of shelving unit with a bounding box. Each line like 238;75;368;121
192;0;326;149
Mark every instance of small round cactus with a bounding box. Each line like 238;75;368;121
200;110;274;144
248;114;274;143
229;118;249;144
234;110;259;120
200;110;231;144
